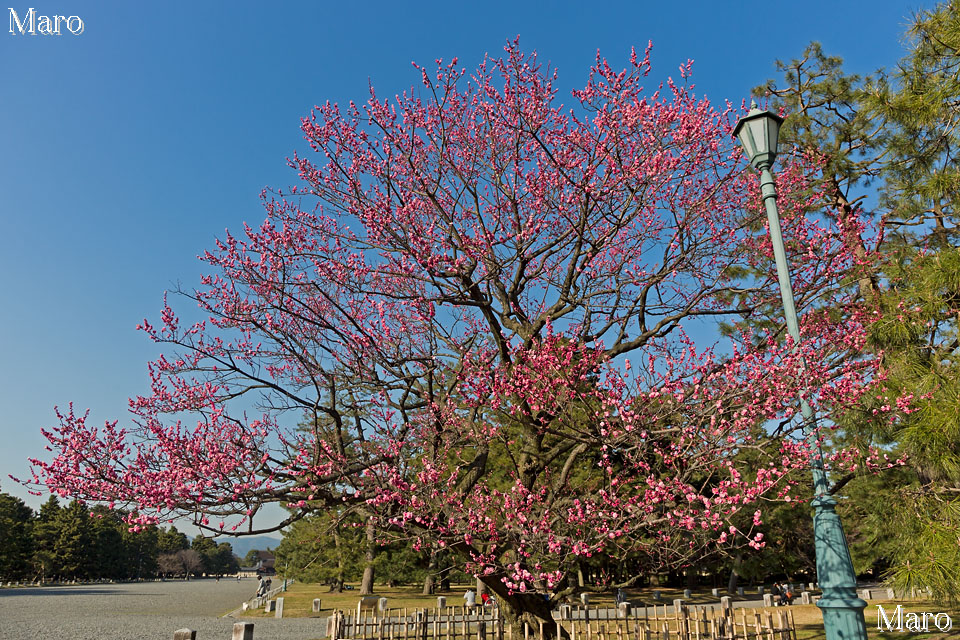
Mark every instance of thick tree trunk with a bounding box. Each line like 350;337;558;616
331;526;345;592
422;548;437;595
360;516;376;595
360;566;375;593
496;590;568;640
727;554;743;594
440;559;451;592
468;562;568;640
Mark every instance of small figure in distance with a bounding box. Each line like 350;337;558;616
464;589;476;609
781;586;793;606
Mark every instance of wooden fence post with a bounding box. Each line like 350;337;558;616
329;611;345;640
719;597;731;614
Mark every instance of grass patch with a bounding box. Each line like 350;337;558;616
241;583;469;619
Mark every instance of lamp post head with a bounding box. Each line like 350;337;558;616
733;101;784;170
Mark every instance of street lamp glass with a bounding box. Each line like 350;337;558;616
732;106;783;169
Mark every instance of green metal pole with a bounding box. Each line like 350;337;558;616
758;166;868;640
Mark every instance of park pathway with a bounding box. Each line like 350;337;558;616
0;579;323;640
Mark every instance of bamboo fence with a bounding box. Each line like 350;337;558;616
326;603;797;640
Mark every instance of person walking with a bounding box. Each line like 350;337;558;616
781;584;793;606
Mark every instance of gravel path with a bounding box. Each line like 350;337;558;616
0;580;326;640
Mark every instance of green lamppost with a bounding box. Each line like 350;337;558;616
734;103;868;640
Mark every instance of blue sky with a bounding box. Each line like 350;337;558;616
0;1;922;533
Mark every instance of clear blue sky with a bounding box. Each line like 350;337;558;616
0;1;922;532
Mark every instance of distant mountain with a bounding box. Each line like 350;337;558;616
225;535;282;559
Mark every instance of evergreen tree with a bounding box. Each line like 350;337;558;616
191;535;219;576
374;541;427;587
31;495;62;582
212;542;240;576
243;549;261;566
157;526;190;555
866;3;960;249
275;511;364;588
121;521;159;579
0;493;34;581
54;500;93;580
88;505;125;579
853;248;960;601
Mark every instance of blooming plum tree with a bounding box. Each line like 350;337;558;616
27;42;894;633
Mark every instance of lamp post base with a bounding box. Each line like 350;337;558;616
818;598;869;640
812;495;868;640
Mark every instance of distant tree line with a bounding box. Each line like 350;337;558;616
0;493;238;582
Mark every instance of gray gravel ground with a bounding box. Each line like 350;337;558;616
0;579;326;640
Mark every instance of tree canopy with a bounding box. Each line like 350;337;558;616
27;41;904;629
